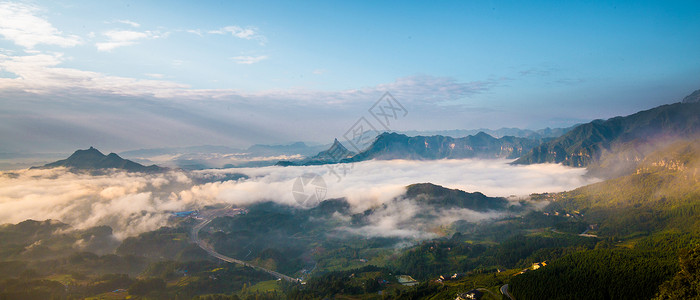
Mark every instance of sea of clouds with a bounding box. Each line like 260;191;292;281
0;159;599;240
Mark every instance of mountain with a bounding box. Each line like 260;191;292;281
0;219;119;258
34;147;167;172
405;183;509;211
345;132;543;162
513;98;700;169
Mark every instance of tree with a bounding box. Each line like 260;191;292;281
655;246;700;299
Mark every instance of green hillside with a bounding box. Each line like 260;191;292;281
551;138;700;236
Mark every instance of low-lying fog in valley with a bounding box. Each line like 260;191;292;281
0;159;599;241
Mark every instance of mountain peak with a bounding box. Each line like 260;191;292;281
85;146;101;152
473;131;494;139
308;138;355;162
682;89;700;103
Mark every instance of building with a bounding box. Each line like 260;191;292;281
456;289;483;300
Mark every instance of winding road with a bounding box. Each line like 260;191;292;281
501;284;516;300
190;214;300;282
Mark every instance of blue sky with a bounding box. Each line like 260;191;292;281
0;0;699;152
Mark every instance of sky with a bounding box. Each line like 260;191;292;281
1;0;699;153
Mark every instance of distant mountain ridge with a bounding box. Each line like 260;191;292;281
34;147;167;173
400;126;577;139
277;132;543;166
514;98;700;169
345;131;543;162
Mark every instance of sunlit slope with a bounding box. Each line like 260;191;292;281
551;138;700;235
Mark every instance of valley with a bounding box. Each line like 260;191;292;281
2;1;700;298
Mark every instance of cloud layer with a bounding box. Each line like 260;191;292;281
0;159;598;240
196;159;597;212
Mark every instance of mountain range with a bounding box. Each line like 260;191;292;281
514;97;700;174
34;90;700;177
400;125;577;140
346;131;543;162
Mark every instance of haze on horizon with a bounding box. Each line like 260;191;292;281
0;0;699;154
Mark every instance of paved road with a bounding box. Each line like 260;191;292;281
191;216;300;282
501;284;516;300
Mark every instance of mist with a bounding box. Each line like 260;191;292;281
196;159;598;212
0;159;600;240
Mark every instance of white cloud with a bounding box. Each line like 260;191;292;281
144;73;165;79
231;55;267;64
96;30;167;51
185;159;599;240
0;168;193;239
375;75;495;104
196;159;598;212
0;52;188;96
339;198;505;240
185;29;203;36
115;19;140;28
209;25;266;44
209;25;254;38
0;2;81;48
